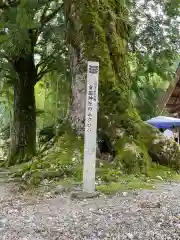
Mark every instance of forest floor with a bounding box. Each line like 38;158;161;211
1;173;180;240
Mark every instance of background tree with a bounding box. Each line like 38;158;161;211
129;0;180;119
0;0;66;165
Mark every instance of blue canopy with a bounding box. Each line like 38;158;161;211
146;116;180;129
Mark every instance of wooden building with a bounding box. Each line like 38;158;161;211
158;64;180;143
158;64;180;115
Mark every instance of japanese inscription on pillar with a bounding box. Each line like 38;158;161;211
83;61;99;193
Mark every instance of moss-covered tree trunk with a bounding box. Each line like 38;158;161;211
65;0;180;172
65;0;131;129
8;54;37;166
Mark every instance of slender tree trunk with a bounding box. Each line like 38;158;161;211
69;45;86;135
8;55;37;166
63;1;87;135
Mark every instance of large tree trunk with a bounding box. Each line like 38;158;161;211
64;0;180;172
8;54;37;166
65;0;131;132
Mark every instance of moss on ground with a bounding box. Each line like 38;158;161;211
96;181;154;195
9;130;84;186
95;162;180;195
7;121;180;193
8;131;180;196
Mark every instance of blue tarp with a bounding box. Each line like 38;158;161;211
146;116;180;129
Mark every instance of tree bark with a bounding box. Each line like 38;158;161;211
8;54;37;165
68;45;86;135
64;1;87;135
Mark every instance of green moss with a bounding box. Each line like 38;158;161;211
112;130;151;174
76;0;131;118
97;180;154;195
27;170;45;185
10;129;84;186
146;163;180;180
97;183;125;194
95;161;180;195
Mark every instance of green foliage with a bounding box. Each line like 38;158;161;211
165;0;180;17
129;0;180;119
0;0;69;164
35;71;70;130
146;163;180;180
0;0;67;89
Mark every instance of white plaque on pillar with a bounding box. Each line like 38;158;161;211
83;61;99;193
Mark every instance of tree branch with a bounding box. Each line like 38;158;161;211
3;74;16;82
36;50;63;71
0;52;10;61
40;3;64;28
36;56;52;71
0;52;15;68
32;3;64;45
37;67;56;82
40;2;51;25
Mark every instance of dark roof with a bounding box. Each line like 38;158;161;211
158;64;180;113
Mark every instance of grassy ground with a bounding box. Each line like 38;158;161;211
8;158;180;195
30;163;180;196
96;164;180;194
